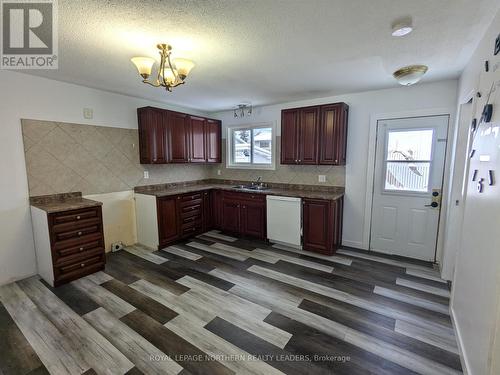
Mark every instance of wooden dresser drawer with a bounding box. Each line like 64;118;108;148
53;232;103;251
180;193;202;201
52;217;101;233
53;224;101;242
55;245;104;265
181;214;201;225
54;255;105;285
179;203;202;214
52;207;100;224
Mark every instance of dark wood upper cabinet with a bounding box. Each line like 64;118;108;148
298;107;319;164
206;119;222;163
168;111;190;163
280;102;348;165
319;103;348;165
281;109;299;164
137;107;221;165
138;107;168;164
188;116;207;163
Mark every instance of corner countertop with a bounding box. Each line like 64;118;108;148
135;181;344;201
30;192;103;214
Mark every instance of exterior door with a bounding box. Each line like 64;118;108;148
370;115;449;261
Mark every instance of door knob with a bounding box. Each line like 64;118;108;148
425;202;439;208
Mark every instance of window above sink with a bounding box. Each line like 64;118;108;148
226;122;276;170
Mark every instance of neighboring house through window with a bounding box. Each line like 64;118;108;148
227;122;275;169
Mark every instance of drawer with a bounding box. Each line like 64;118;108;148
180;193;202;201
57;255;103;275
181;224;202;237
52;217;101;233
179;199;202;208
53;224;100;242
55;247;104;266
180;203;202;214
53;232;103;251
55;239;103;261
55;257;105;285
181;214;201;225
52;207;100;225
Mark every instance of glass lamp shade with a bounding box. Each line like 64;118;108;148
161;67;177;84
173;58;195;78
131;57;155;78
393;65;428;86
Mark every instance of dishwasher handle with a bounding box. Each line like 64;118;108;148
266;195;301;202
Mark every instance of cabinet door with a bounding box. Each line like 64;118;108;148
298;107;319;164
189;116;207;163
168;112;189;162
281;109;299;164
157;196;179;246
202;191;213;231
213;190;223;229
206;119;221;163
319;103;348;165
241;201;266;239
221;200;240;233
303;198;332;254
138;108;167;164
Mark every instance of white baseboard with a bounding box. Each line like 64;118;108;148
450;306;471;375
341;240;364;249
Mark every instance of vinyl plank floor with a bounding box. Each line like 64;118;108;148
3;235;461;375
17;277;134;375
84;307;183;375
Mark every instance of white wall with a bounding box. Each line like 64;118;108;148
213;80;458;250
450;9;500;375
0;70;208;286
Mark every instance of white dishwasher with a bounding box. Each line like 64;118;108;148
266;195;302;248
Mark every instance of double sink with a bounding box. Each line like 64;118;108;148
232;183;270;191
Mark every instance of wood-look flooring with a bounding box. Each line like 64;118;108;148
0;231;462;375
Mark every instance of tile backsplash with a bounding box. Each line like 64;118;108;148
209;137;345;186
21;119;211;196
21;121;345;197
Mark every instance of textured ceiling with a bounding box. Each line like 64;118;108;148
21;0;500;112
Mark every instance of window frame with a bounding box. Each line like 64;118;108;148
381;127;436;195
226;122;276;170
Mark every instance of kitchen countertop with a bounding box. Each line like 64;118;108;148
135;182;344;201
30;192;103;214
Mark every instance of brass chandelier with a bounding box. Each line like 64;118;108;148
131;44;195;92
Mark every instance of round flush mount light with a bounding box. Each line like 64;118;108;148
391;18;413;37
393;65;428;86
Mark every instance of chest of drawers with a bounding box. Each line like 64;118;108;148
31;203;106;287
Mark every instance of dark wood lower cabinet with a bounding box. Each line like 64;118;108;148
302;197;343;255
152;189;341;253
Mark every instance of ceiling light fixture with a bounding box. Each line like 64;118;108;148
234;103;253;118
131;44;195;92
393;65;428;86
391;18;413;37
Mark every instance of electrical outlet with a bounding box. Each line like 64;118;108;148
143;170;149;179
318;175;326;183
83;108;93;119
217;169;221;176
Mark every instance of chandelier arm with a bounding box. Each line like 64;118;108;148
158;49;167;87
142;80;161;87
166;53;182;85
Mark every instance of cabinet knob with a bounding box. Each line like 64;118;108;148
76;215;81;220
243;205;246;209
79;247;84;251
335;159;338;163
77;231;82;236
177;197;181;199
80;263;85;268
299;159;301;162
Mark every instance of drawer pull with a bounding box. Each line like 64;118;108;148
78;231;83;236
79;247;84;251
76;215;81;220
80;263;85;267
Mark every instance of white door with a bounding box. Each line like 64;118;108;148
370;115;449;261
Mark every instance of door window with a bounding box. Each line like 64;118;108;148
384;129;434;192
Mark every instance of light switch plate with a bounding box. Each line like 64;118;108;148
83;108;93;119
143;170;149;179
318;175;326;182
